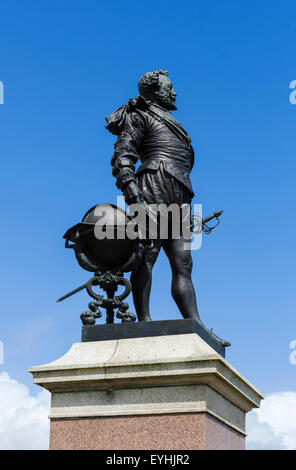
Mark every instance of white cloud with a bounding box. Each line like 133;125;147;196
246;391;296;450
0;371;50;450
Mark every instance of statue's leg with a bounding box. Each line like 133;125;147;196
163;237;203;323
130;241;161;322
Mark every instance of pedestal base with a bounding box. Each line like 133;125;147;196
50;413;244;450
29;332;263;450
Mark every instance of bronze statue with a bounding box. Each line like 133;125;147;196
106;70;201;323
59;70;229;354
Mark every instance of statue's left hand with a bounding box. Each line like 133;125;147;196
123;181;144;205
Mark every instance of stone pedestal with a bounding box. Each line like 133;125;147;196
29;333;263;450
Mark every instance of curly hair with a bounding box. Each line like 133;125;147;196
138;70;169;96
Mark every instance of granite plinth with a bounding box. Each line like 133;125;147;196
50;413;245;450
29;333;263;450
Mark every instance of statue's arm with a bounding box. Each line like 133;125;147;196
111;111;145;204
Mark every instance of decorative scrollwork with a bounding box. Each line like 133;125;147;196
116;301;136;323
80;300;103;325
58;268;136;325
79;270;132;324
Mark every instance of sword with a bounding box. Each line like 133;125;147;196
56;281;89;303
202;209;223;226
202;210;223;234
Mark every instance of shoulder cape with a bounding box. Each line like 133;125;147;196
105;95;149;135
105;96;192;148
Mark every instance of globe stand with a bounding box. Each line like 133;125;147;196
57;269;136;325
58;204;225;328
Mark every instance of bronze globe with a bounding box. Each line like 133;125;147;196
63;204;137;272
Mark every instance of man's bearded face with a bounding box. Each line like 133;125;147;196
154;75;177;111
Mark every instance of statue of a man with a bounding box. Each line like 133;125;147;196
106;70;202;324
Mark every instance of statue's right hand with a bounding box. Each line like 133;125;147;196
123;181;144;205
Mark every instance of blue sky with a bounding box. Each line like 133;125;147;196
0;0;295;401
